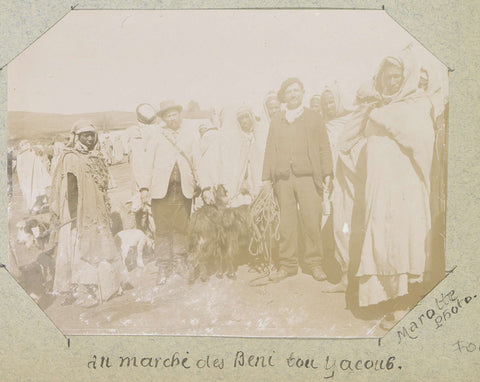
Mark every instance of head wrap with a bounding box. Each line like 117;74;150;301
309;95;323;113
264;91;278;104
72;120;96;135
198;120;217;137
373;47;421;103
320;82;349;119
18;140;31;152
354;46;422;106
136;103;157;125
236;105;253;119
236;105;258;135
259;91;280;123
68;120;98;153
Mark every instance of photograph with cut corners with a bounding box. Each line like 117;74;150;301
7;9;448;336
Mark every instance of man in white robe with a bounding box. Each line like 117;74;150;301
195;120;223;207
351;49;436;329
227;106;265;207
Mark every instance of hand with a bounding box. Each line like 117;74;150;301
323;175;333;195
261;181;273;193
140;189;150;205
201;188;215;205
239;187;250;196
193;185;202;198
323;175;332;187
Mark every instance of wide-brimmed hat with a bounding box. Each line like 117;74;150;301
158;100;183;118
136;103;157;124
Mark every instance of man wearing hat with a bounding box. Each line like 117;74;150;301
263;77;333;282
139;100;199;285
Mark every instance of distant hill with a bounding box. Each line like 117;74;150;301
8;111;137;143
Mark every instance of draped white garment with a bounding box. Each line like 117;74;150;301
16;149;51;210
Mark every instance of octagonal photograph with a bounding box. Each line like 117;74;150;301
7;9;448;336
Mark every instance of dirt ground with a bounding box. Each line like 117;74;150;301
8;160;386;338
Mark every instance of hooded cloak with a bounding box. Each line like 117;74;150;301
220;105;265;206
50;121;124;301
353;47;435;307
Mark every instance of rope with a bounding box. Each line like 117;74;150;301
248;185;280;277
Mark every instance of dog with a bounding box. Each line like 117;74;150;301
134;206;155;240
188;185;251;283
114;229;155;271
30;195;49;215
16;218;50;250
18;248;55;304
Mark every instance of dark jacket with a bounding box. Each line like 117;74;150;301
262;107;333;190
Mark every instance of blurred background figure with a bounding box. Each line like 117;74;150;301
224;106;265;207
7;147;15;199
112;134;126;164
50;134;67;174
99;133;114;165
418;65;448;283
263;91;281;121
195;120;223;208
319;83;353;292
124;103;158;234
15;140;51;214
126;103;158;212
309;94;322;115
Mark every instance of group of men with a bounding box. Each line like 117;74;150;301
124;78;335;287
13;48;445;319
122;50;445;331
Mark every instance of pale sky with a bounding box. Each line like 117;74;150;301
8;9;448;114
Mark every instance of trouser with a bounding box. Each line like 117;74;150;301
151;182;192;273
274;175;324;273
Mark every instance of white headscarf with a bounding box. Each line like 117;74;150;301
68;120;100;154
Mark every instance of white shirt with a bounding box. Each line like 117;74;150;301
285;105;305;124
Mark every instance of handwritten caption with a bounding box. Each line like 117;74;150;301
453;340;480;354
87;351;400;378
397;289;477;344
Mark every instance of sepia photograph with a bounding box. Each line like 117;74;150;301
7;9;448;337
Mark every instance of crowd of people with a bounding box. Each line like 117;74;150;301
9;46;447;329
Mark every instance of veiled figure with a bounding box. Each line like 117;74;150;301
355;49;435;316
221;105;266;207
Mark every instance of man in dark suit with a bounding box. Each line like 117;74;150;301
263;77;333;282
